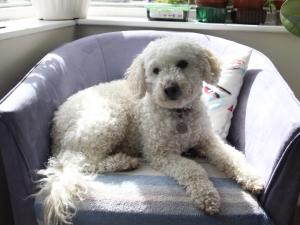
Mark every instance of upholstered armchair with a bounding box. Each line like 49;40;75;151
0;30;299;225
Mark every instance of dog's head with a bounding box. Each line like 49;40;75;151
125;37;221;109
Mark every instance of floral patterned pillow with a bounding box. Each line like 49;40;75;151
202;50;252;139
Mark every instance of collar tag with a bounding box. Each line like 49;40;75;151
176;122;188;134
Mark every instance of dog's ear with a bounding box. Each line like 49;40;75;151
125;54;146;98
202;48;221;85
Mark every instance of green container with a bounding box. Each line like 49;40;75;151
145;3;190;22
196;7;227;23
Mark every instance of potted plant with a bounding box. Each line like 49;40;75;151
232;0;264;9
265;0;284;25
265;0;285;11
195;0;228;23
32;0;90;20
273;0;285;10
231;0;266;24
196;0;228;7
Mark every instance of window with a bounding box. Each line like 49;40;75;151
0;0;31;6
0;0;33;21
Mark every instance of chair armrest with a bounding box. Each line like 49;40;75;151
227;50;300;225
0;35;108;225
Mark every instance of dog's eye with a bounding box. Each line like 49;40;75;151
176;60;188;69
153;68;160;74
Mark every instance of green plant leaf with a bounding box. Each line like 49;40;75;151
280;0;300;37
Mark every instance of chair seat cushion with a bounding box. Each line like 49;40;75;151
35;159;273;225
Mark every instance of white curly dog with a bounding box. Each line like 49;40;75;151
36;37;263;225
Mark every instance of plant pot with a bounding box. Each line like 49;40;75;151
231;8;266;24
273;0;284;10
32;0;90;20
196;7;227;22
195;0;228;8
233;0;264;9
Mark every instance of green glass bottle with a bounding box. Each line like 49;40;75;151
280;0;300;37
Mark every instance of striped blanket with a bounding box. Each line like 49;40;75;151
35;159;273;225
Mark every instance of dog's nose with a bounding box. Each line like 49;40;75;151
164;83;181;100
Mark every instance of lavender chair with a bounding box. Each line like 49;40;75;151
0;31;299;225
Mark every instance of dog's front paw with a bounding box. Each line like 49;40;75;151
191;187;221;214
237;172;264;194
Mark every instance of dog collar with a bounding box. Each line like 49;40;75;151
173;106;193;118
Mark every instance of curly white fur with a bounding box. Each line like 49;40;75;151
35;151;93;225
36;37;263;225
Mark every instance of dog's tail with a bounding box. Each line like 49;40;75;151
35;150;94;225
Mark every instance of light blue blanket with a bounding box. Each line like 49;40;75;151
35;159;273;225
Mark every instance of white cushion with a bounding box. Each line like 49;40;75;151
202;50;252;139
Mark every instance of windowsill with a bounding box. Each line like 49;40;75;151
0;16;287;41
78;17;287;32
0;18;76;41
